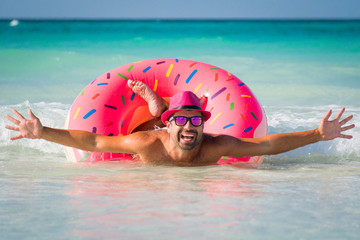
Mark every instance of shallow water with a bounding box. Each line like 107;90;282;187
1;103;359;239
1;20;360;239
1;153;360;239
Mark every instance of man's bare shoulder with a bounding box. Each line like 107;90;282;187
125;129;169;150
127;129;170;163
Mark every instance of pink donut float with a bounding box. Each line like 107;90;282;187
65;58;268;165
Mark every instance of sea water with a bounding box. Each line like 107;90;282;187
1;20;360;239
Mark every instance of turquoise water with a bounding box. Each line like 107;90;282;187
1;20;360;239
1;20;360;105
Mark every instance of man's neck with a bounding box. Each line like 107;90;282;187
166;141;202;164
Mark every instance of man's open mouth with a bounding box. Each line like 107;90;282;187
180;131;197;143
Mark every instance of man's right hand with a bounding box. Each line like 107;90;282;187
5;109;43;140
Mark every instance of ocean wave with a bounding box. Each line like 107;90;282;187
1;101;359;159
1;101;70;154
266;105;360;157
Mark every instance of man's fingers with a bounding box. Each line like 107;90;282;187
323;109;332;121
5;125;20;131
341;124;355;132
340;134;353;139
339;115;353;126
10;135;24;141
334;107;345;121
28;109;37;120
12;109;26;120
6;114;20;125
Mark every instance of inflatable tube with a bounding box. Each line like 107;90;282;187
65;58;267;165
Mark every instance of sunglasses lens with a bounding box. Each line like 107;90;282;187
190;116;203;126
171;116;203;126
175;116;187;126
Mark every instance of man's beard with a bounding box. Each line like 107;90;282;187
177;129;200;150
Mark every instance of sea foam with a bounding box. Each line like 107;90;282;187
1;101;358;159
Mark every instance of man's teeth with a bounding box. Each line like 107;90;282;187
181;133;195;140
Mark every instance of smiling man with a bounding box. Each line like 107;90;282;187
5;80;355;166
161;90;210;151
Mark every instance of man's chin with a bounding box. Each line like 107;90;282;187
179;141;197;150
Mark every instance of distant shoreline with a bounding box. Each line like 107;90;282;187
1;18;360;22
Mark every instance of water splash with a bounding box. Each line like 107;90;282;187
1;102;358;160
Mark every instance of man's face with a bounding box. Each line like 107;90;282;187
166;110;204;150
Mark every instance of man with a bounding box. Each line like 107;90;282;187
5;80;355;166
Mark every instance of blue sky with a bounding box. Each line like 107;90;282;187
0;0;359;19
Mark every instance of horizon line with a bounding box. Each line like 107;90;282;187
1;17;360;21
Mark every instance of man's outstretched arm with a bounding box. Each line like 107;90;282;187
5;109;140;154
222;107;355;157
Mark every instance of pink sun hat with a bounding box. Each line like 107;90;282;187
161;91;212;124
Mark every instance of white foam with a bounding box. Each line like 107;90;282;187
266;105;360;157
1;101;359;158
1;101;70;154
9;19;19;27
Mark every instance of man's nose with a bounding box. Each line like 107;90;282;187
183;119;193;129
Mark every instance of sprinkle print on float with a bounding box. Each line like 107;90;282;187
64;59;268;164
